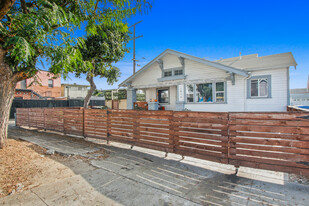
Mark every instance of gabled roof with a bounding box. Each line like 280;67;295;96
119;49;249;87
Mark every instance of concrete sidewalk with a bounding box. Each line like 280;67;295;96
2;125;309;206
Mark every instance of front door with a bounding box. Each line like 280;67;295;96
112;100;119;109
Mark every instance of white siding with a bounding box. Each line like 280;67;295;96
131;64;161;87
162;54;181;69
185;60;228;82
245;68;288;112
130;53;289;112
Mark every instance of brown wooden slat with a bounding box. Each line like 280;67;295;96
230;144;309;155
229;154;309;169
176;131;228;141
230;125;309;135
230;131;309;141
231;137;309;149
179;136;227;146
229;159;309;176
230;148;309;162
175;149;228;164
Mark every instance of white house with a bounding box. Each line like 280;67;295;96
119;49;297;112
290;76;309;106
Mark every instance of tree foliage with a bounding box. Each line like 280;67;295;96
76;25;130;107
0;0;151;79
0;0;152;148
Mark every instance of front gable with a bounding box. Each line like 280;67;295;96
120;49;249;88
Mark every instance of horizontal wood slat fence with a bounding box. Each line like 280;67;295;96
16;108;309;176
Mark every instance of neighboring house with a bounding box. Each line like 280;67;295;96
15;71;61;99
290;76;309;106
14;89;42;100
119;49;297;112
61;83;90;99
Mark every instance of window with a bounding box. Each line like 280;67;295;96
216;82;225;102
136;90;146;101
48;79;54;88
196;83;213;102
20;80;26;89
186;84;194;102
248;76;271;98
164;71;172;77
157;89;169;103
174;69;183;76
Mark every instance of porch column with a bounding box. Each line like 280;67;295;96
176;84;185;111
127;87;136;109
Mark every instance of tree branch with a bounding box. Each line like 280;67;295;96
0;0;16;21
94;0;99;14
20;0;28;14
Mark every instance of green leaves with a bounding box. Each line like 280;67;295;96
0;0;151;80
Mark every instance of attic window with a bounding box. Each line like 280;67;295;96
174;69;183;76
164;71;172;77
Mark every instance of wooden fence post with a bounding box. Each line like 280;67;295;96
43;108;46;131
170;111;175;155
227;112;230;165
83;108;86;138
106;109;111;144
28;108;30;128
63;108;65;134
132;111;139;149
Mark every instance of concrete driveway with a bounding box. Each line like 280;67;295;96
2;125;309;206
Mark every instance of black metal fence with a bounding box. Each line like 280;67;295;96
10;99;105;118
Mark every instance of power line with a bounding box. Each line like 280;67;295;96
129;20;143;74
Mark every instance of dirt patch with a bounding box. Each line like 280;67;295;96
0;139;99;198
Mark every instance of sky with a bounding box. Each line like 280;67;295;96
62;0;309;89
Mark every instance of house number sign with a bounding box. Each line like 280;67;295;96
178;84;184;101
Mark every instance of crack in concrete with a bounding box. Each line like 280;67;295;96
30;189;49;206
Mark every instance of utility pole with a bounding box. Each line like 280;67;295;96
129;20;143;74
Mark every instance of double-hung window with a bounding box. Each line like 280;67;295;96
215;82;225;102
186;84;194;102
248;75;271;98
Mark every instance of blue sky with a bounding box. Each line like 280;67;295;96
62;0;309;89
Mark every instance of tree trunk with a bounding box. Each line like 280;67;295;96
83;72;96;108
0;0;16;20
0;49;18;149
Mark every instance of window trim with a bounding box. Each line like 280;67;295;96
185;81;227;104
174;69;183;76
157;88;170;104
163;70;172;77
159;67;185;81
247;75;272;99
